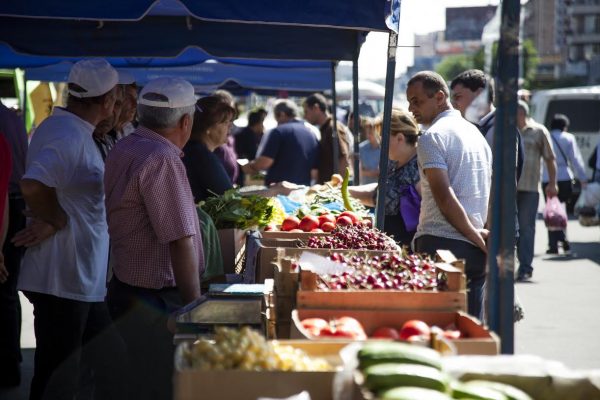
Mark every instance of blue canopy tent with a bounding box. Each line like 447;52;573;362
23;60;332;93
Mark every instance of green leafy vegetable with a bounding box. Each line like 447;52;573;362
199;189;274;230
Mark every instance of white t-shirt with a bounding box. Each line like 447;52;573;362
18;107;109;302
415;109;492;245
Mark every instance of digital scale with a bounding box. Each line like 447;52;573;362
174;283;267;343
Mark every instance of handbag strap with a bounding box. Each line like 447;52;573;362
550;132;571;170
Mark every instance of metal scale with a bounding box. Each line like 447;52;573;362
174;283;267;343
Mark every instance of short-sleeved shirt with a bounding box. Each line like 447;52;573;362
18;107;109;302
182;139;233;203
317;118;352;183
517;119;555;192
104;126;204;290
415;109;492;245
359;140;381;184
542;129;587;183
259;119;319;186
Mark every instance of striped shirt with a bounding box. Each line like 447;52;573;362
104;126;204;289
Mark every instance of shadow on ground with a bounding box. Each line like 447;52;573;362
0;348;33;400
543;241;600;265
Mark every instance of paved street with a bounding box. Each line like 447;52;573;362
1;217;599;399
515;217;600;370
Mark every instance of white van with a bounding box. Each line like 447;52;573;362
530;85;600;177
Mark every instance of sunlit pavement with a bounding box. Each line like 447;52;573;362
514;217;600;370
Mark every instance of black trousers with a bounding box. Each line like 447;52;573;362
24;292;129;400
0;197;26;386
414;235;487;320
107;278;183;400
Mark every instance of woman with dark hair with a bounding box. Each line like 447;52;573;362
183;95;236;202
349;108;421;245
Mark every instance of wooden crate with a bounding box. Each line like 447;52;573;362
290;309;499;355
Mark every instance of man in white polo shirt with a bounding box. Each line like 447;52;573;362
406;71;492;320
13;59;128;400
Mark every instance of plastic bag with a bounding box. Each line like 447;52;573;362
543;197;567;230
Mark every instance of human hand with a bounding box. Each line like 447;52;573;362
545;183;558;198
472;229;489;253
12;218;58;247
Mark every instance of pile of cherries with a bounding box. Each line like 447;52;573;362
317;253;444;292
305;225;398;251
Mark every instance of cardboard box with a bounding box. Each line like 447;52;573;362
218;228;247;275
290;309;499;355
174;340;347;400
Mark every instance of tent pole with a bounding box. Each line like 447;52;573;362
330;62;340;178
487;0;520;354
374;31;397;230
352;44;360;185
22;77;27;127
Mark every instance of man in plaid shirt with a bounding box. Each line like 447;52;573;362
104;77;204;400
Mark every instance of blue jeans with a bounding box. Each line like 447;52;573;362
414;235;486;320
516;191;539;275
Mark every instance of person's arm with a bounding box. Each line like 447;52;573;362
570;137;588;188
541;129;558;197
348;183;378;207
425;168;487;252
169;236;201;304
12;179;66;247
243;155;274;175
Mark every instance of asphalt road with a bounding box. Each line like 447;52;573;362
1;218;599;400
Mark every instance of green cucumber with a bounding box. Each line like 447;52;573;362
341;167;354;211
462;381;533;400
451;381;507;400
380;386;453;400
363;363;448;393
358;342;442;370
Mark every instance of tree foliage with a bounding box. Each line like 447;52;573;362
435;39;539;88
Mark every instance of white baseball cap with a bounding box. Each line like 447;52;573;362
68;59;118;98
117;70;136;85
138;77;196;108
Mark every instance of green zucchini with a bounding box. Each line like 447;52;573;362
358;342;442;370
462;380;533;400
380;386;453;400
363;363;448;393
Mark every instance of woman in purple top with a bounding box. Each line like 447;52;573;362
183;96;236;202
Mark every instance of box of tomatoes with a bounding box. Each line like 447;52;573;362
290;309;499;355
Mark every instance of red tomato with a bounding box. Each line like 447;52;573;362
264;224;277;231
321;222;336;232
311;228;324;233
339;211;359;224
298;215;320;232
399;320;431;340
289;229;304;233
336;215;353;226
281;216;300;231
371;326;400;340
318;214;336;227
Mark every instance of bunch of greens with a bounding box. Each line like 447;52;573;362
199;189;274;230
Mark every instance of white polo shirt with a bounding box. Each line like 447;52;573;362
18;107;109;302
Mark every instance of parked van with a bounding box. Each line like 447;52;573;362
530;85;600;178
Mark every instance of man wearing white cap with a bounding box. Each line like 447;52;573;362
104;77;204;399
12;59;128;400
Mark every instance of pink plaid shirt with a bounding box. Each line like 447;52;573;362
104;126;204;289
